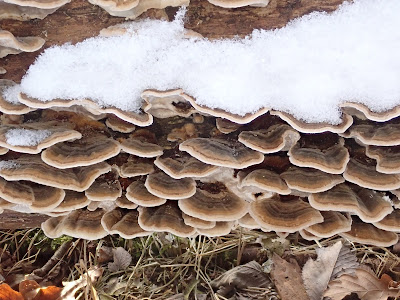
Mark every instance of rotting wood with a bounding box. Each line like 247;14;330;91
0;210;49;229
0;0;346;229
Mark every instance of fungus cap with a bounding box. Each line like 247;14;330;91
196;221;234;237
280;166;344;193
0;123;82;154
365;145;400;174
154;155;218;179
0;156;111;192
288;137;349;174
308;183;393;223
41;209;108;240
340;102;400;122
179;138;264;169
41;136;120;168
238;124;300;154
138;201;196;237
341;123;400;146
0;80;34;114
0;30;45;58
207;0;269;8
182;212;216;229
239;169;290;195
343;158;400;191
126;180;166;207
145;172;196;200
178;185;248;222
270;110;353;134
339;220;399;247
248;195;323;233
306;211;352;238
101;208;150;239
142;89;196;119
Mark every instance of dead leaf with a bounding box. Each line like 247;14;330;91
19;280;62;300
270;254;309;300
0;283;23;300
108;247;132;272
59;266;102;300
211;261;271;299
302;241;359;300
324;267;400;300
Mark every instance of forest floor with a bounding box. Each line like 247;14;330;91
0;228;399;300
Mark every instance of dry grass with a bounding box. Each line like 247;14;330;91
0;228;399;299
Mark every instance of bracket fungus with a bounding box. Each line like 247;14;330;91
145;171;196;200
365;145;400;174
270;110;353;134
238;124;300;154
248;195;323;233
42;209;108;240
115;194;138;209
340;102;400;122
339;218;399;247
178;183;248;222
305;211;352;238
341;123;400;146
182;212;216;229
2;1;400;248
343;158;400;191
308;183;393;223
0;124;82;154
0;30;45;58
126;180;166;207
154;154;218;179
239;169;290;195
105;115;136;133
138;201;196;237
196;221;235;237
101;208;150;238
207;0;269;8
0;80;35;114
89;0;190;19
41;136;120;168
0;1;60;20
288;135;349;174
120;135;163;158
85;173;122;202
280;166;344;193
0;156;111;192
142;89;196;119
179;138;264;169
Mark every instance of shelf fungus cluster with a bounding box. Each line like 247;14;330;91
1;79;400;247
0;0;70;20
88;0;271;19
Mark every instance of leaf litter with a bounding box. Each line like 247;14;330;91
1;228;400;299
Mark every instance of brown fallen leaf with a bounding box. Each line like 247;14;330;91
108;247;132;272
302;241;358;300
324;267;400;300
19;280;62;300
0;283;24;300
59;266;102;300
211;261;271;299
270;253;309;300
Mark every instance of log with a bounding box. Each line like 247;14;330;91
0;0;345;229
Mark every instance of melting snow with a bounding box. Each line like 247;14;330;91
6;128;52;146
19;0;400;124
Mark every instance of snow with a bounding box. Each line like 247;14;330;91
0;160;19;169
2;84;21;104
5;128;52;146
19;0;400;124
